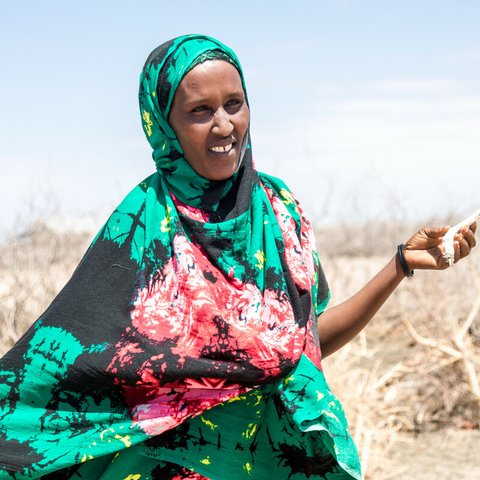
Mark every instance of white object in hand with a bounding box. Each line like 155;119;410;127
442;208;480;267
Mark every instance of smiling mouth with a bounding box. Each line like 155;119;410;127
208;143;234;154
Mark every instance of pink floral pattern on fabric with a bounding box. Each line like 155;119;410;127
263;185;324;369
172;193;212;222
263;186;312;291
131;382;247;436
131;235;301;371
105;180;327;440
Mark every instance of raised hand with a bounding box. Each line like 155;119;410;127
404;223;477;271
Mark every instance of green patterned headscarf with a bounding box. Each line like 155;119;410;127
139;34;251;212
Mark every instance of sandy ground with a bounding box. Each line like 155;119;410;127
388;430;480;479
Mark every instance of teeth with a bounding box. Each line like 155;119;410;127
209;143;233;153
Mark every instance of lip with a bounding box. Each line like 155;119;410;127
208;138;236;149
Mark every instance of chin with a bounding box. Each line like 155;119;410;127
204;162;239;181
206;172;235;181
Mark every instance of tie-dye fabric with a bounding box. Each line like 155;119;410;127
0;35;361;479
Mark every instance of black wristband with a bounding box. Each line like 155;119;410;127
397;244;414;278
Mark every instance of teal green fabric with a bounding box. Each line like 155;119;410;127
0;34;361;479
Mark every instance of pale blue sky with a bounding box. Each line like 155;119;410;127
1;1;479;234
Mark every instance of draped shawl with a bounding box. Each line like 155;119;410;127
0;35;361;479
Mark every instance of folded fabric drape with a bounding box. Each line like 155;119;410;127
0;34;361;479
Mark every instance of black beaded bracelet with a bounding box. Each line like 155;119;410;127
397;244;414;278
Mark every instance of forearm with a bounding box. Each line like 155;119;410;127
317;222;477;358
318;255;406;358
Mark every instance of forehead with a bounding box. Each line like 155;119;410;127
177;60;244;99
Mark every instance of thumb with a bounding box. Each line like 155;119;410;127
425;226;449;238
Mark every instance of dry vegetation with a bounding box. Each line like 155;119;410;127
0;223;93;352
318;221;480;479
1;219;479;479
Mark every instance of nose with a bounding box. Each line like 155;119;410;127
212;108;234;137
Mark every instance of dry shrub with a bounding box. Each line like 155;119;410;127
320;223;480;478
0;222;92;355
1;218;479;479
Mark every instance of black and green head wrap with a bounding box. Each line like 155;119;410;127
139;34;252;213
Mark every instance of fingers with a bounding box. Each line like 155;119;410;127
454;226;477;261
453;240;461;263
458;237;470;259
405;223;476;268
463;226;477;249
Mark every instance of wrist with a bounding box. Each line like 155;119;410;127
396;244;414;278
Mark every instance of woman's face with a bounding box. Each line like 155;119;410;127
168;60;250;181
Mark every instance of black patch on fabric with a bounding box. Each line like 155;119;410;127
151;462;197;480
142;38;175;70
265;266;285;292
275;238;312;329
39;236;138;344
0;437;44;475
201;316;249;362
316;262;329;307
147;421;190;449
165;355;265;387
40;465;82;479
275;442;338;478
203;270;217;283
219;148;256;220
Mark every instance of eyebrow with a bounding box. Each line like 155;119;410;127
183;91;245;108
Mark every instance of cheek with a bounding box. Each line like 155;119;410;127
237;107;250;136
178;126;205;156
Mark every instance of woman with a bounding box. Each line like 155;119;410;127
0;34;476;479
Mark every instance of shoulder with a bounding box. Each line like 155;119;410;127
258;171;308;239
111;173;160;213
101;172;161;235
258;172;294;198
258;172;303;218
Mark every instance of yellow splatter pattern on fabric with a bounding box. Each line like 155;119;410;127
142;110;153;137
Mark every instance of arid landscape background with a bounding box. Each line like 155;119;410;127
1;217;479;479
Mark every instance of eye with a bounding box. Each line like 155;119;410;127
191;105;210;114
225;99;243;111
